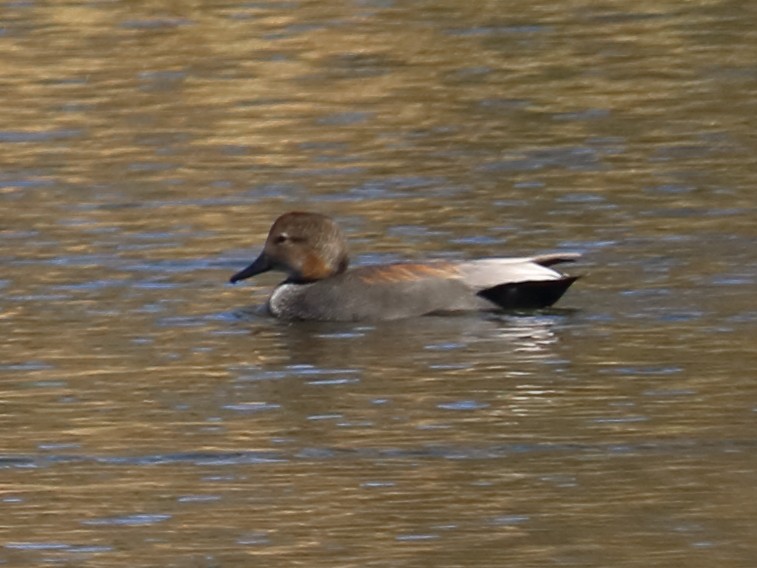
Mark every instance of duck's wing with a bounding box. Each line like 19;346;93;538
455;257;576;289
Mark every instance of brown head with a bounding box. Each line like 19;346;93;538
230;212;349;284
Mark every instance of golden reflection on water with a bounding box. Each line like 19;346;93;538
2;0;757;566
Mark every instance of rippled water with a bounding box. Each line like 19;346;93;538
2;1;757;566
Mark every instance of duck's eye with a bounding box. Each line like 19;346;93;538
274;234;288;244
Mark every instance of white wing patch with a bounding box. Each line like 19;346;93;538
456;258;566;290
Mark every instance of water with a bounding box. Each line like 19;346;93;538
2;1;756;566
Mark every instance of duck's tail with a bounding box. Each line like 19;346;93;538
531;253;582;268
477;275;580;310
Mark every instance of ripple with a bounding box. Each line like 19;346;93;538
223;402;281;413
82;513;172;527
437;400;489;411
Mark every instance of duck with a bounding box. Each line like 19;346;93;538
230;211;580;321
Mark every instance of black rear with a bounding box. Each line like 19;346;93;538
477;276;580;310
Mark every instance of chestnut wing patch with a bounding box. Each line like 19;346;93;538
356;263;460;284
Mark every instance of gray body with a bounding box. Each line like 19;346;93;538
267;257;579;321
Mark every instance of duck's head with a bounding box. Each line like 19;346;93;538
230;211;349;284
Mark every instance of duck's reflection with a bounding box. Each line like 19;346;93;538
231;306;576;372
